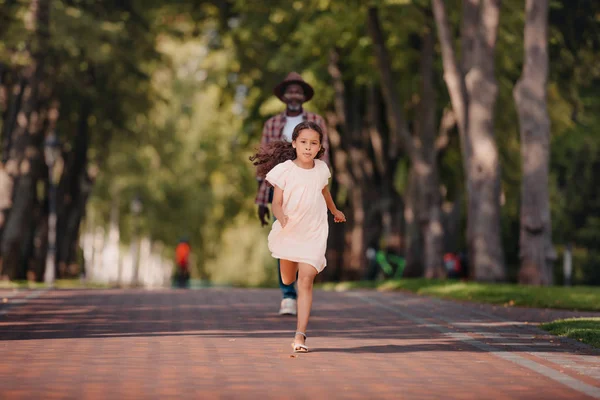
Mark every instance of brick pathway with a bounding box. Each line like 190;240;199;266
0;288;599;399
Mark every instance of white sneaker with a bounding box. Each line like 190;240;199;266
279;298;297;315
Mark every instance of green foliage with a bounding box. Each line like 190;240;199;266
546;0;600;285
3;0;600;285
90;27;263;280
77;0;600;284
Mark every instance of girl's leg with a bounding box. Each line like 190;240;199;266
279;259;299;285
295;263;318;346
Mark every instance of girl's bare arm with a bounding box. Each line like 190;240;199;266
323;186;346;222
322;186;339;214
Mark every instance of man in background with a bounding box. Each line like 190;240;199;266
255;72;330;315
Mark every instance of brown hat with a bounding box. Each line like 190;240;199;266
273;72;314;102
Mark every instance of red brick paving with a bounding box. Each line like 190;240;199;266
0;288;599;399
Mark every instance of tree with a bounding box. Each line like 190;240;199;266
513;0;555;285
0;0;51;280
432;0;506;281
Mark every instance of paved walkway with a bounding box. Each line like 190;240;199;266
0;288;599;399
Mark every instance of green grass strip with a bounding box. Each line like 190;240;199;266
540;318;600;349
0;279;112;290
317;278;600;311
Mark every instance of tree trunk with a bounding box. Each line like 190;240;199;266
344;182;365;279
403;167;423;277
0;0;50;280
466;0;504;281
0;73;24;248
56;100;92;277
432;0;506;281
0;63;8;128
1;78;26;164
103;197;121;284
416;28;445;279
31;201;49;282
514;0;556;285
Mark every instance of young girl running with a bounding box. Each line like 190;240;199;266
250;121;346;353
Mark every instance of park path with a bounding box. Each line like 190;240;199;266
0;287;599;399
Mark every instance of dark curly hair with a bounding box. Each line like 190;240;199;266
250;121;326;178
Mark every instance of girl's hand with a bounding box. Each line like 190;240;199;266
280;215;289;228
333;210;346;223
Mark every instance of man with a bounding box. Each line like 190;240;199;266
256;72;330;315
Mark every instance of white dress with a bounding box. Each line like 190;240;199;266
265;159;331;272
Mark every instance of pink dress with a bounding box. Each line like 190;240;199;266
265;159;331;272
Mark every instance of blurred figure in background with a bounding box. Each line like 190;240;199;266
174;238;191;288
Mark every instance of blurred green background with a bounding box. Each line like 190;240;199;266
0;0;599;288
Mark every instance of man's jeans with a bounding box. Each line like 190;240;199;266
278;259;297;300
273;214;297;300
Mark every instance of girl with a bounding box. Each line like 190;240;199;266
250;121;346;353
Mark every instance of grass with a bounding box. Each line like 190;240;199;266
317;278;600;312
0;279;113;290
540;318;600;349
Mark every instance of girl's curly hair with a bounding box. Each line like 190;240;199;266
250;121;326;178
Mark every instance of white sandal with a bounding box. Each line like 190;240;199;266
291;331;309;353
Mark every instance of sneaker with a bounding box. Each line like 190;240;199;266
278;298;297;315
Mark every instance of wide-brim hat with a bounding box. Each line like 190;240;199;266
273;72;314;102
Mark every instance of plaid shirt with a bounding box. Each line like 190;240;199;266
255;110;330;206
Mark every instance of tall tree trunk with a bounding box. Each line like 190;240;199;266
0;0;51;280
0;73;25;246
416;28;445;279
1;78;26;163
465;0;505;281
403;167;423;277
432;0;506;281
27;99;59;281
31;197;49;282
56;100;92;277
0;63;8;127
514;0;556;285
436;108;461;254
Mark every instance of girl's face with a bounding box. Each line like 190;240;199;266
292;129;321;163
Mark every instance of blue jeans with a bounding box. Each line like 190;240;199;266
278;259;297;300
273;211;297;300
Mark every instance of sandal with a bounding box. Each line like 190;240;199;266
291;331;309;353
